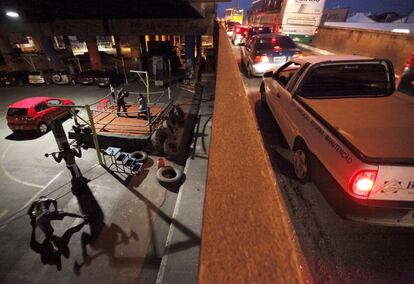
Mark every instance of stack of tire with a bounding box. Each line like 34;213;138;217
151;105;185;159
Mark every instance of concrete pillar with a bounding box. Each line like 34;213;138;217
0;35;16;70
85;36;102;70
185;35;195;63
114;35;122;57
185;35;196;81
129;35;142;70
39;36;60;68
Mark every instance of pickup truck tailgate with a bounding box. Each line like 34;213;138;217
370;165;414;202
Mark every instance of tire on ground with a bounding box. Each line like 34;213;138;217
156;165;183;187
163;138;179;159
151;127;174;152
131;150;148;163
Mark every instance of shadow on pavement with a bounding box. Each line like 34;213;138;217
5;131;41;141
30;219;88;271
127;178;200;253
71;179;139;274
253;99;296;179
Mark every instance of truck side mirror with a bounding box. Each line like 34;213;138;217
263;71;273;78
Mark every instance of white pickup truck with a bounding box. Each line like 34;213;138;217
260;55;414;227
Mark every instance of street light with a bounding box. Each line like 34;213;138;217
5;11;19;18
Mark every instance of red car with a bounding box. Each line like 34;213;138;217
7;97;74;134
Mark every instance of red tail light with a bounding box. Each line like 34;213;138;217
349;170;378;197
236;28;240;33
255;56;269;63
278;28;283;33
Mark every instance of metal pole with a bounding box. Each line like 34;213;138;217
85;104;103;165
147;106;152;133
168;87;171;101
76;57;82;72
122;56;129;85
168;59;171;86
145;71;150;104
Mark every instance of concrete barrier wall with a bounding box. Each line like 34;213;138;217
314;26;414;74
198;25;311;283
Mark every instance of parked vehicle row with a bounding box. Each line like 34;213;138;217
0;69;125;87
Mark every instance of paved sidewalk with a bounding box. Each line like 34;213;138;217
156;74;215;284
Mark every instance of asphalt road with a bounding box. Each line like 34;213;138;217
0;83;179;283
231;40;414;284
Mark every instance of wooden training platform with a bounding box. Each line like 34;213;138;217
92;104;164;136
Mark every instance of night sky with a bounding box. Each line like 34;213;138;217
218;0;414;16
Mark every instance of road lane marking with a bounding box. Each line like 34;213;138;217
0;169;65;230
1;145;44;188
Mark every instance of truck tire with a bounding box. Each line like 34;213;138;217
260;84;268;109
37;122;49;135
163;138;179;159
156;165;183;187
151;127;173;152
293;140;311;183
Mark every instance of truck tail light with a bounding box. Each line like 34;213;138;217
255;56;269;63
349;170;377;197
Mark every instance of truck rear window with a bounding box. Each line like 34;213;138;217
8;108;28;116
300;63;391;98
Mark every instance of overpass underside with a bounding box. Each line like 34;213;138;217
0;0;229;71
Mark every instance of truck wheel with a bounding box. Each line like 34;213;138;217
151;127;173;152
260;84;268;109
37;122;49;135
293;141;311;183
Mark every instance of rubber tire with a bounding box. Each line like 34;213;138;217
151;127;174;152
293;140;311;183
156;166;183;187
163;138;179;159
260;84;268;109
130;150;148;163
37;122;49;135
172;105;185;124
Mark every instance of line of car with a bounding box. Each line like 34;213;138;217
0;69;126;88
227;23;303;78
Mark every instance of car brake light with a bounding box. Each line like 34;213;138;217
255;56;269;63
349;170;377;197
278;28;283;33
236;28;240;33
